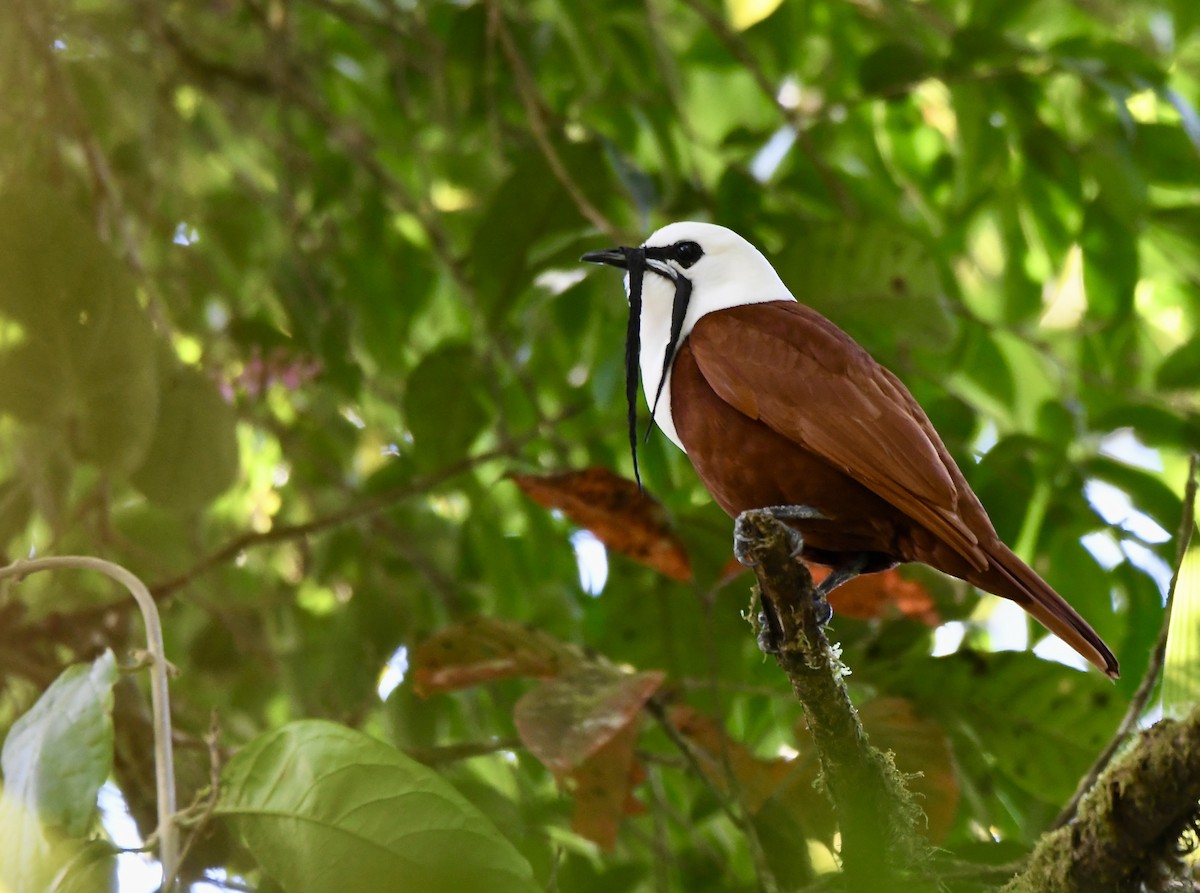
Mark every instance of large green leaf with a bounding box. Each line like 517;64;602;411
878;652;1124;806
215;720;540;893
774;221;955;356
0;650;117;840
403;342;490;466
1;651;118;893
0;183;159;473
131;363;239;512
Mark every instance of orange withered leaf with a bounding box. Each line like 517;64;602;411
511;467;692;582
410;616;577;697
566;719;647;851
669;704;835;841
815;566;940;625
513;664;664;777
719;557;939;625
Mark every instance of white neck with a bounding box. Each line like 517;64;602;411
629;246;795;452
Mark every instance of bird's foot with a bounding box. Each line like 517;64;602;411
733;504;825;566
813;553;873;598
756;594;833;654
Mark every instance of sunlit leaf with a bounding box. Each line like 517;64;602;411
1163;545;1200;718
0;650;117;840
216;721;540;893
0;184;159;473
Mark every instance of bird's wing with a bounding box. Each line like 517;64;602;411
687;301;988;571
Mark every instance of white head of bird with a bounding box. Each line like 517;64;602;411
623;222;796;450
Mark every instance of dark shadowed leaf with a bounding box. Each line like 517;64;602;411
882;652;1124;805
859;43;934;96
404;342;490;466
131;364;239;512
853;698;959;842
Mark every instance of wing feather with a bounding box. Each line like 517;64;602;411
688;302;988;571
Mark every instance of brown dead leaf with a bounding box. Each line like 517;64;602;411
514;664;665;777
511;467;692;582
566;719;647;851
410;616;578;697
719;556;938;625
817;567;940;625
669;705;836;842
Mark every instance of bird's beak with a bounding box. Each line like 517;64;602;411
580;247;629;269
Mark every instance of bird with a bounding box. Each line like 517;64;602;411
581;221;1119;679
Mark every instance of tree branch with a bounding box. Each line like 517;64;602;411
486;0;627;243
1001;704;1200;893
0;557;179;891
735;509;925;884
1054;451;1199;830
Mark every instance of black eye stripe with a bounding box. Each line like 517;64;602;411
643;240;704;269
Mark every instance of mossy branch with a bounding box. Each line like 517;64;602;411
1001;704;1200;893
735;510;926;885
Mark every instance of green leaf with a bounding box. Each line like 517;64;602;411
1;651;117;839
131;364;239;512
1082;456;1182;534
1080;202;1138;321
470;143;610;318
1163;545;1200;718
858;43;933;96
775;221;954;357
880;652;1124;806
0;183;159;473
1157;337;1200;391
403;342;490;466
215;720;540;893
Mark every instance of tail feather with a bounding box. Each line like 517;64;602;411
976;543;1119;679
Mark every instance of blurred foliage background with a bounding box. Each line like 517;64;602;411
0;0;1198;889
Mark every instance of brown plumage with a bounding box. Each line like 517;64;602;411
582;222;1118;678
676;303;1118;678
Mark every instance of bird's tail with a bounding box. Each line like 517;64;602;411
973;543;1119;679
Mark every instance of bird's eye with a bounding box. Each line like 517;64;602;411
673;240;703;268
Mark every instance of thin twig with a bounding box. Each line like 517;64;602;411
404;737;524;765
0;557;179;890
645;696;781;893
487;0;626;243
151;409;581;599
166;709;223;887
1053;451;1200;830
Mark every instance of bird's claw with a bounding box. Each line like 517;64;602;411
733;523;759;567
734;504;823;565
